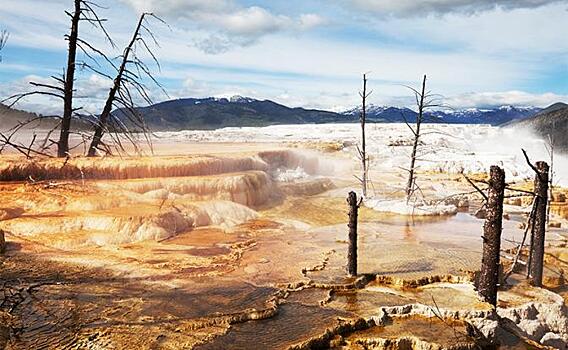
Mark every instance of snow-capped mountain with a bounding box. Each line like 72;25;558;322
341;104;542;126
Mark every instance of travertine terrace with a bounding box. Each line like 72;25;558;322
0;135;567;349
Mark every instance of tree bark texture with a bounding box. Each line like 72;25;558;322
528;161;549;287
478;165;505;306
347;191;359;276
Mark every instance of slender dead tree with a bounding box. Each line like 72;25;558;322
356;73;371;197
405;75;426;198
87;12;166;157
402;75;443;201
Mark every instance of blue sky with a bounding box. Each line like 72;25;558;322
0;0;567;114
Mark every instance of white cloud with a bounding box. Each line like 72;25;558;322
119;0;325;53
119;0;231;15
347;0;566;16
209;6;289;36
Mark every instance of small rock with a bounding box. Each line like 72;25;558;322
258;258;270;264
540;332;566;348
503;213;510;220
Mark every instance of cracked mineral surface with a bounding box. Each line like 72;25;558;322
0;141;567;349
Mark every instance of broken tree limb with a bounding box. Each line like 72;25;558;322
463;174;488;202
477;165;505;306
504;196;538;282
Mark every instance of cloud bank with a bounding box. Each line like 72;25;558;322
348;0;565;16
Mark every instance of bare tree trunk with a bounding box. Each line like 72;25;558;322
406;75;426;198
528;161;549;287
87;14;146;157
347;191;359;276
57;0;81;158
477;165;505;306
358;74;369;197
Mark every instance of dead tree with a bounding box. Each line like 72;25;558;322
402;75;443;202
2;1;113;157
477;165;505;306
347;191;361;276
525;158;549;287
57;0;81;158
87;12;166;157
355;74;371;197
405;75;426;198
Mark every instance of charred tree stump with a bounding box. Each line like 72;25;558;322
478;166;505;306
347;191;360;276
528;161;549;287
0;229;6;254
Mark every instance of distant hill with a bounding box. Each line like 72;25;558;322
116;96;542;130
0;104;92;132
116;96;350;130
510;102;568;151
342;105;541;126
0;103;43;129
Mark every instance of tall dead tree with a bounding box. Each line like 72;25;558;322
57;0;81;158
87;12;166;157
347;191;360;276
2;1;113;157
527;160;549;287
477;165;505;306
356;74;371;197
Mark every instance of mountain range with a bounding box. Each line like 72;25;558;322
0;97;559;132
115;96;544;130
